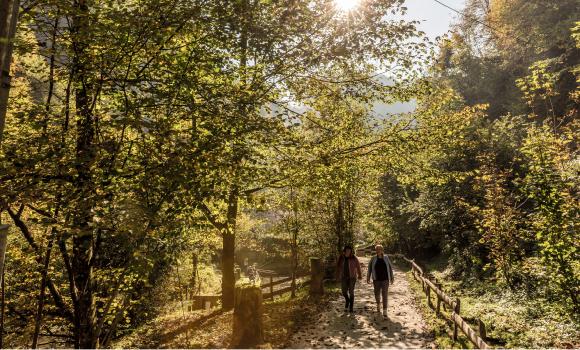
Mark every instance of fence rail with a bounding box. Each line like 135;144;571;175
262;276;293;289
261;274;310;301
393;254;489;349
190;274;310;310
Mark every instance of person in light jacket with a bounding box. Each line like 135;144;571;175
366;244;394;316
336;245;362;312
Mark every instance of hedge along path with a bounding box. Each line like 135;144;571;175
286;257;433;348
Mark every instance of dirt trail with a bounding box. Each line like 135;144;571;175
287;257;433;348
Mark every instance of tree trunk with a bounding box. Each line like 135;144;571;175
290;235;297;298
190;252;198;299
222;189;238;310
32;13;60;345
335;195;345;253
0;225;8;289
0;8;12;338
71;0;98;347
175;262;186;314
7;207;73;320
71;233;96;348
0;265;5;349
222;231;236;310
309;257;324;296
0;224;8;349
345;190;355;245
31;228;57;348
0;224;7;348
0;0;20;144
290;187;298;298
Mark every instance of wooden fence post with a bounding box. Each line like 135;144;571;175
402;254;489;349
231;286;264;348
269;276;274;301
452;298;460;341
435;282;442;314
478;319;487;341
309;257;324;296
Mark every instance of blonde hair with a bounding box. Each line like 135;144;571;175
375;244;384;250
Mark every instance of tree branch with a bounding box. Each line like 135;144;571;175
6;206;73;321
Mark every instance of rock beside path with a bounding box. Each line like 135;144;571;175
286;257;433;349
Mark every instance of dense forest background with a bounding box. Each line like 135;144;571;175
0;0;577;348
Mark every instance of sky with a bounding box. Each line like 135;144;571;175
376;0;467;115
403;0;467;41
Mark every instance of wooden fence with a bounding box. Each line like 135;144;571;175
191;271;310;310
356;245;375;257
394;254;489;349
258;271;310;301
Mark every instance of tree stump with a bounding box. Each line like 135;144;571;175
231;286;264;348
310;257;324;296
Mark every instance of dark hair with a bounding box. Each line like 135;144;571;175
342;245;354;255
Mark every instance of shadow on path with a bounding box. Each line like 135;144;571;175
157;309;226;346
286;257;433;349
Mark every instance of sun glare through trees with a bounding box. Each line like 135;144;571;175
0;0;578;348
334;0;361;11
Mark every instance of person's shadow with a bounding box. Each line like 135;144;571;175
330;307;405;348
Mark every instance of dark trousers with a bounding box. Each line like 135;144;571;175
341;278;356;302
373;280;389;309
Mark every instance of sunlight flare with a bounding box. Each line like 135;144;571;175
334;0;360;12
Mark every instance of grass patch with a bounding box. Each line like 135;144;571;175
112;308;232;348
407;256;580;348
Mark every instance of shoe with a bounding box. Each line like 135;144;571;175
383;309;388;317
349;297;354;312
344;297;350;310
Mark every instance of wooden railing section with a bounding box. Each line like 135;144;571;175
191;265;316;311
394;254;489;349
260;273;310;301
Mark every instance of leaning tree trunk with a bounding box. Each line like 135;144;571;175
0;0;20;144
0;225;8;287
31;228;57;348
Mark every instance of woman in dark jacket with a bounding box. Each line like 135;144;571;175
336;245;362;312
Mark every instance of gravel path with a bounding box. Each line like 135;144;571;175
287;257;433;349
